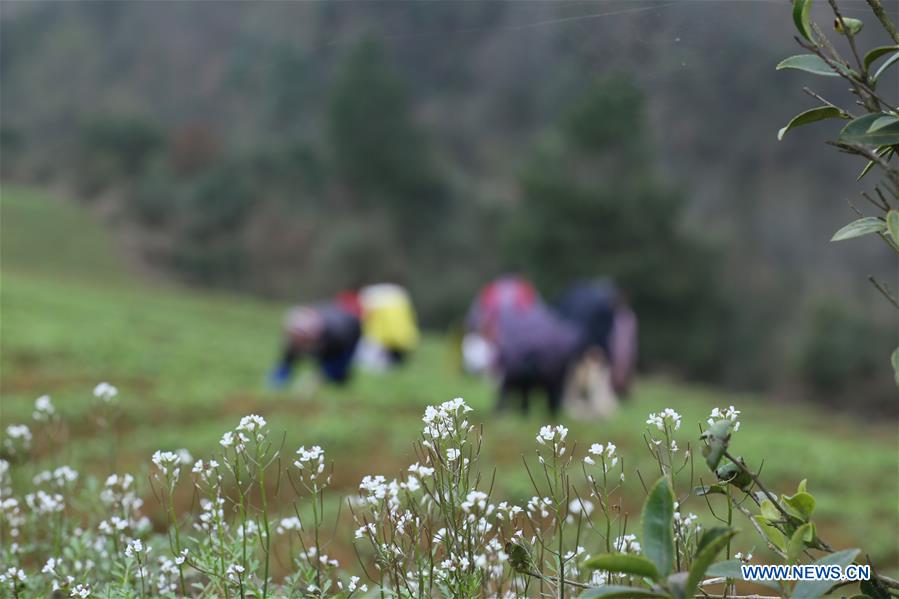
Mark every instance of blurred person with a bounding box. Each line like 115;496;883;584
463;275;541;376
356;283;419;369
494;303;585;417
557;279;638;397
466;275;541;342
269;300;362;388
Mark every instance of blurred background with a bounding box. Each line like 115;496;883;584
1;0;896;572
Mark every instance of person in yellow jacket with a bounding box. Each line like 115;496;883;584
357;283;420;368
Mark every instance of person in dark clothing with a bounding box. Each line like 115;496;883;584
556;280;638;396
269;302;362;387
495;304;586;416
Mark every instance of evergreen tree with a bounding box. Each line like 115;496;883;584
505;74;729;377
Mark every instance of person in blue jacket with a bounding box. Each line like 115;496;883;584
269;302;361;387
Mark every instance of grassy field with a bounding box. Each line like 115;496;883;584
1;185;897;574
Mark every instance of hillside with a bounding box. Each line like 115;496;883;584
2;1;897;397
0;186;896;572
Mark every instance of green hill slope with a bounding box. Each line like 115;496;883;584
1;186;896;570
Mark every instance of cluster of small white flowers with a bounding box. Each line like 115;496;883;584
33;395;56;421
0;566;26;584
299;545;340;568
237;519;264;539
536;424;568;446
614;533;642;554
1;494;25;545
674;508;700;531
3;424;32;454
460;490;489;514
707;405;742;431
98;474;149;537
734;551;754;563
124;538;149;559
93;382;118;402
25;489;65;514
42;557;77;593
337;575;368;594
155;550;187;594
70;584;92;598
583;442;619;473
152;450;183;483
195;496;226;534
294;445;328;484
33;465;79;488
354;522;376;540
421;397;473;441
236;414;267;442
275;516;302;535
646;408;682;431
359;475;389;505
494;501;524;521
526;496;553;519
408;462;434;479
225;563;245;582
191;459;221;484
437;554;472;577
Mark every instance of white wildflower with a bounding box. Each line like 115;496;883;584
33;395;55;421
93;382;118;402
707;405;741;432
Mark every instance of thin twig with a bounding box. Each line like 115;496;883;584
868;275;899;309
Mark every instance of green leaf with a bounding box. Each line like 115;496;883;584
753;515;787;551
759;499;780;521
705;559;743;578
792;0;814;41
886;211;899;243
839;113;899;146
787;522;816;563
857;147;893;181
873;51;899;81
582;553;661;581
863;45;899;72
505;540;533;574
695;527;735;555
833;16;863;35
830;217;886;241
716;459;753;490
685;528;738;599
641;477;676;576
693;484;727;496
790;549;860;599
778;106;848;140
796;479;807;493
777;54;843;77
700;419;732;470
579;585;668;599
782;491;816;521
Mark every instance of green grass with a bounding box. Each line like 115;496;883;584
1;184;897;572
